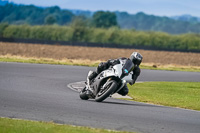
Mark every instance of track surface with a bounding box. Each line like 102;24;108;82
0;62;200;133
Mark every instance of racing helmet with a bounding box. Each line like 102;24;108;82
130;52;143;66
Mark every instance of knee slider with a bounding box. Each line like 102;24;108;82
88;71;98;80
97;62;107;74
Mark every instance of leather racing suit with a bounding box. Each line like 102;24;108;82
89;57;141;96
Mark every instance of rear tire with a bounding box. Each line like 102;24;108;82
79;87;89;100
95;80;117;102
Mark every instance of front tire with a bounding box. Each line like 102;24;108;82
95;80;117;102
79;87;89;100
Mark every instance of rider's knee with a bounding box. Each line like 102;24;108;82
97;62;108;74
88;71;98;80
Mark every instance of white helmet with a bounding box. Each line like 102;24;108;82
130;52;143;66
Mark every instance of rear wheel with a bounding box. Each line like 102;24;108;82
95;80;117;102
79;87;89;100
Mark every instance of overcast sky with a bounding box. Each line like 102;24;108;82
7;0;200;17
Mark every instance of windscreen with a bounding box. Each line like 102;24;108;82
120;59;134;79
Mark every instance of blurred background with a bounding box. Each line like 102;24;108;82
1;0;200;34
0;0;200;66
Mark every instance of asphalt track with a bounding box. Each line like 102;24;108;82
0;62;200;133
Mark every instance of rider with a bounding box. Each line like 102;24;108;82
88;52;143;96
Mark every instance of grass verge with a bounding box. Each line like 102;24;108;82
0;55;100;67
0;55;200;72
128;82;200;111
0;117;132;133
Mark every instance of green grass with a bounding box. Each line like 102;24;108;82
0;117;132;133
0;56;99;67
140;64;200;72
128;82;200;111
0;56;200;72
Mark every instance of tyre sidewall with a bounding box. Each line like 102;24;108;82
95;80;117;102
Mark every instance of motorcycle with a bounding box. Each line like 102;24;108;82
79;59;134;102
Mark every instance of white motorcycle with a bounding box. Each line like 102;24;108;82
79;59;134;102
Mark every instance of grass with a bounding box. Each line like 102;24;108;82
0;117;132;133
0;55;200;72
128;82;200;111
0;55;100;67
140;63;200;72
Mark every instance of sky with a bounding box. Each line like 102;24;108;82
6;0;200;17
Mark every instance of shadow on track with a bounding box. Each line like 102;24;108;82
102;101;166;108
82;98;167;109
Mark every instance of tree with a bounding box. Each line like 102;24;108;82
60;10;74;25
92;11;118;28
0;23;9;37
44;14;57;25
70;16;88;41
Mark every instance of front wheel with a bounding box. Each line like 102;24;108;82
79;87;89;100
95;80;117;102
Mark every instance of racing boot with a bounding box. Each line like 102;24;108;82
86;88;95;98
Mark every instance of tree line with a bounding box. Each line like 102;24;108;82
0;4;74;25
116;12;200;34
0;4;117;28
0;23;200;52
1;4;200;34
